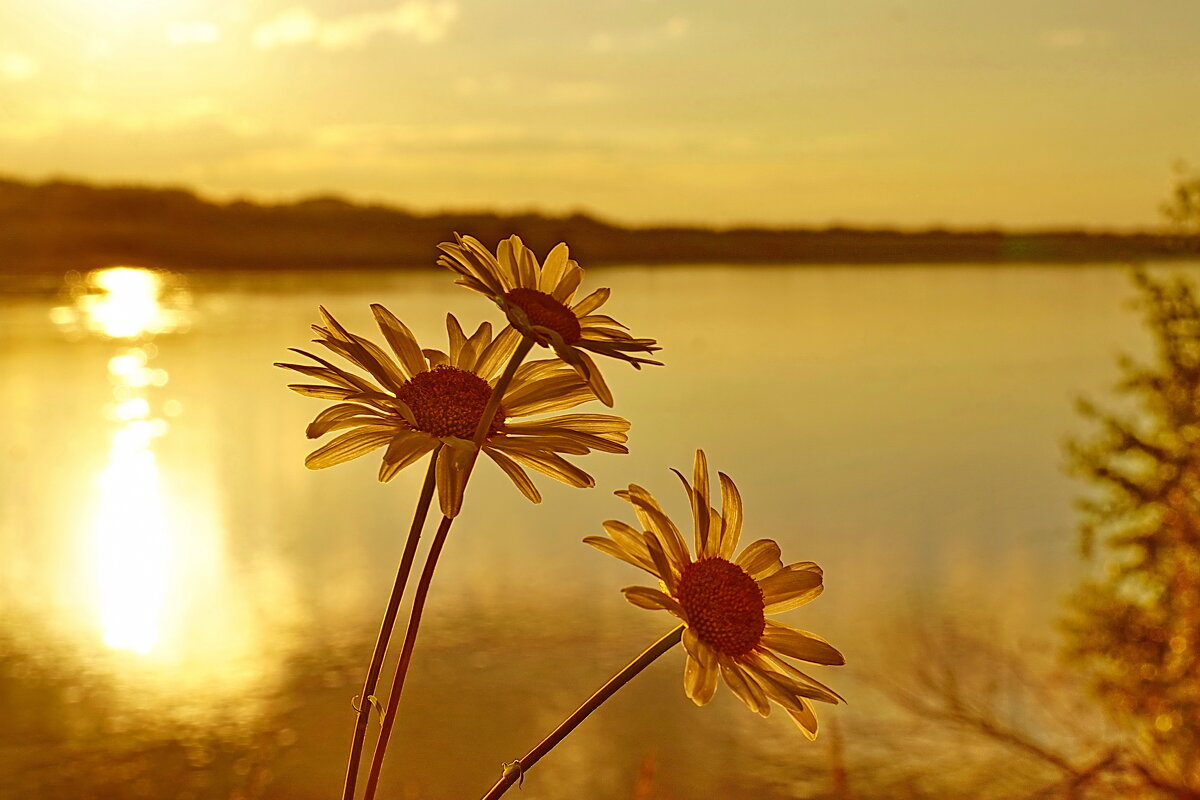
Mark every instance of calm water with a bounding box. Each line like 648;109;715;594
0;262;1190;799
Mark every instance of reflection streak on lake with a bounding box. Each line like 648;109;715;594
0;263;1189;799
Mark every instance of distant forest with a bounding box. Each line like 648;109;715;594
1;176;1195;276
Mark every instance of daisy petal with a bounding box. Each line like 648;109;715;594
583;536;657;576
435;444;473;518
719;658;771;717
718;472;743;559
761;621;845;666
538;242;570;293
692;450;712;556
760;562;824;613
622;586;683;615
684;652;719;706
484;447;542;504
734;539;784;579
551;261;583;303
378;434;439;483
304;427;394;469
571;287;610;316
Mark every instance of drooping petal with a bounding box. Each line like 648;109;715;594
719;658;771;717
761;621;845;666
500;442;594;488
753;650;845;704
556;346;613;407
684;651;719;707
378;434;439;483
484;447;542;504
435;443;473;518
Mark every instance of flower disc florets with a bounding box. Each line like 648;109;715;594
504;288;582;344
677;557;766;658
396;365;504;440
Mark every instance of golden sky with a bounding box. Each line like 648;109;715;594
1;0;1197;228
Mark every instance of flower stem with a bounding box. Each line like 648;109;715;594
360;333;535;800
340;451;440;800
472;335;535;449
361;513;455;800
478;625;685;800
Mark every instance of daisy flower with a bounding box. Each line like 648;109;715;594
436;234;662;407
584;450;844;738
277;306;630;517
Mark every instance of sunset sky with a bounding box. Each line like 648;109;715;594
1;0;1197;228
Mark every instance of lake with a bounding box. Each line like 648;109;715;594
0;262;1189;799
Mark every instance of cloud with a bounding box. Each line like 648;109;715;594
167;22;221;46
253;2;458;51
0;51;38;82
1041;29;1110;49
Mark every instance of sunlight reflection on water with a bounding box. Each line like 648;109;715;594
1;262;1187;799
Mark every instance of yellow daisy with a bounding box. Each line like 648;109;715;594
584;450;844;739
436;233;662;407
276;305;630;517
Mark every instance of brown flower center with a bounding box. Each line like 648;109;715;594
676;557;765;658
504;288;582;344
395;366;504;440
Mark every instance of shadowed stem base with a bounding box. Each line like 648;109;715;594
480;624;685;800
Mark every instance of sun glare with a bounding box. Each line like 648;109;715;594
94;417;172;654
87;267;166;338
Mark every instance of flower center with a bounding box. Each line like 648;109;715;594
504;288;582;344
676;557;765;658
395;366;504;440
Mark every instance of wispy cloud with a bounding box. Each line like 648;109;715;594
252;2;458;50
1040;29;1110;49
0;51;38;82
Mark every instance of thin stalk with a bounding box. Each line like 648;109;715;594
361;513;455;800
360;334;535;800
340;452;440;800
479;625;685;800
472;336;535;449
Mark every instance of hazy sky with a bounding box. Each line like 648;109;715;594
1;0;1197;228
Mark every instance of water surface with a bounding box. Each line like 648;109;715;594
0;262;1184;798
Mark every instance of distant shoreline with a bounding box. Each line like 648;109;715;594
2;176;1196;277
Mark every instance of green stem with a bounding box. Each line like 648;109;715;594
340;452;439;800
360;334;535;800
479;625;685;800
